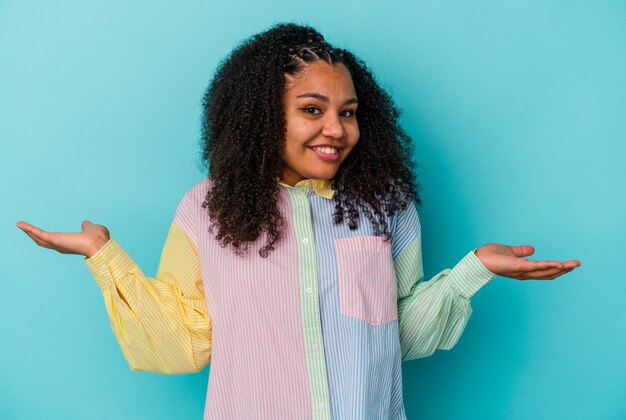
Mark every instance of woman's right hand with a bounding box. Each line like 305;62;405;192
16;220;111;258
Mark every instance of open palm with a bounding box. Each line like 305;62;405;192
475;243;581;280
16;220;110;258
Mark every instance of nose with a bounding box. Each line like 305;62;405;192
321;114;345;139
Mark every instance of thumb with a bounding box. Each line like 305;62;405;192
510;245;535;258
81;220;91;230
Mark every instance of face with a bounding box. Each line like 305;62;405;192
281;61;360;185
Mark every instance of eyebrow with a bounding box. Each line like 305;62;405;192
296;92;358;105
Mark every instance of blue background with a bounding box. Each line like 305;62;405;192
1;1;624;419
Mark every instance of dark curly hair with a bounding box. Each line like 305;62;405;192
200;23;421;257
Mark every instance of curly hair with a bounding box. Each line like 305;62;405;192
200;23;420;257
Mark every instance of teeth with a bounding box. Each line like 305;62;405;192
311;146;338;154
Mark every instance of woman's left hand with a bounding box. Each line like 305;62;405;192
474;244;581;280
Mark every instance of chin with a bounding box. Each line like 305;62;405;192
310;171;338;180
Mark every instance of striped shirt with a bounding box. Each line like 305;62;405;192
85;178;496;419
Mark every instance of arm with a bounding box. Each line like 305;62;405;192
396;232;495;360
394;201;580;361
17;188;212;373
84;219;211;374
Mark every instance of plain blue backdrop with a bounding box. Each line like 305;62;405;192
1;1;624;419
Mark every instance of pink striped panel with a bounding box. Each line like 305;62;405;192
335;235;398;326
178;179;313;419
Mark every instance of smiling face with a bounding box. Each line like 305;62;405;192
280;61;360;186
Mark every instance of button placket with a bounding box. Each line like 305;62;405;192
286;187;330;420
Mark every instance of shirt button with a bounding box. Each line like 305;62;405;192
312;344;318;352
318;402;324;410
305;287;313;295
460;262;467;269
302;238;309;245
298;195;304;203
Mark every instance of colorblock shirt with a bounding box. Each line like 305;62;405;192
84;178;497;419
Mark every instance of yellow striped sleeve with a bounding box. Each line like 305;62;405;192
84;221;211;374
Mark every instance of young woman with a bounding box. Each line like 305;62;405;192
16;23;580;419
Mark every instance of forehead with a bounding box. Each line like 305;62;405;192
284;62;356;98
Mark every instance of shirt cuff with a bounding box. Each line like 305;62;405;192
84;239;136;290
448;250;498;298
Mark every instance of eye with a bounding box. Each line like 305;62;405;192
340;109;356;118
302;107;322;115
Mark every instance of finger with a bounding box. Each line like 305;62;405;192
17;223;67;249
534;268;574;280
545;268;575;280
82;220;91;230
22;229;54;249
20;224;57;244
17;221;48;236
516;259;564;271
509;245;535;258
24;229;77;254
17;224;45;242
561;260;582;269
16;221;40;232
520;267;574;280
517;268;575;280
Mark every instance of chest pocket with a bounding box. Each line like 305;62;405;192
335;236;398;326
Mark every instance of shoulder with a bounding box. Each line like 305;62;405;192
177;177;214;209
173;178;212;243
175;178;211;219
389;198;421;259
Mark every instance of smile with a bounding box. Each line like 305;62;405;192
309;146;340;161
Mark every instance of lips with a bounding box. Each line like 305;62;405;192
309;146;340;161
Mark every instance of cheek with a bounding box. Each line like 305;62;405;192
349;124;360;145
286;122;314;147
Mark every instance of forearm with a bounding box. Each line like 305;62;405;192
85;232;211;374
398;250;495;361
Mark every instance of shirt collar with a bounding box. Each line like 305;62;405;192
276;178;335;200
